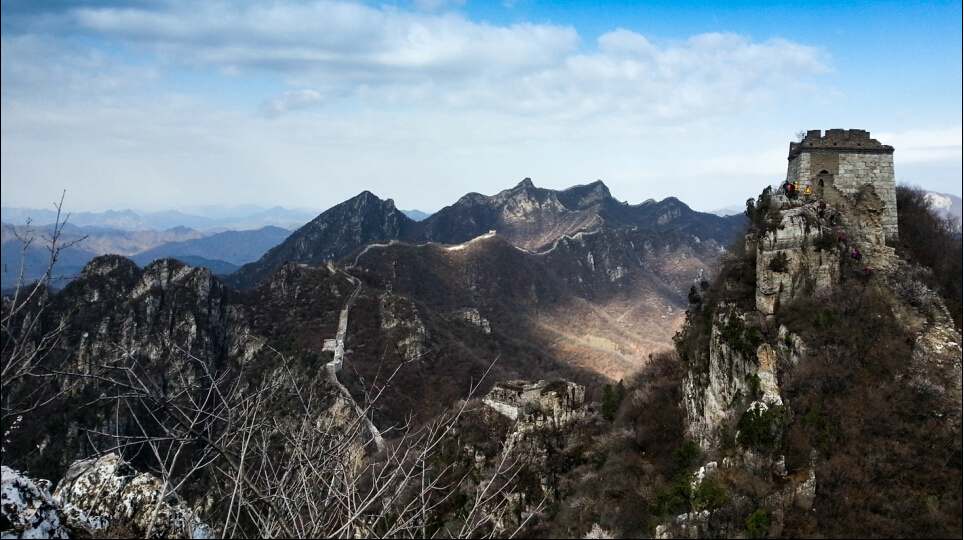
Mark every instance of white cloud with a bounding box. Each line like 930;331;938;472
1;1;852;212
413;0;465;12
8;1;829;125
259;89;329;117
698;147;788;177
876;128;963;163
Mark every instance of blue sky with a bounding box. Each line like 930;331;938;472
1;0;960;215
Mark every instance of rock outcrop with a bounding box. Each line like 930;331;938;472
1;466;68;539
52;454;212;539
671;130;962;538
2;454;212;540
483;379;586;425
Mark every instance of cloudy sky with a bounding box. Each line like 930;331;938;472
2;0;960;215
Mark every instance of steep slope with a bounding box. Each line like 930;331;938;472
349;229;722;380
228;191;419;289
418;179;606;250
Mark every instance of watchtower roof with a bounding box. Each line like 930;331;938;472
788;129;894;160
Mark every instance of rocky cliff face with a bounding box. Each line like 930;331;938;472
53;454;212;539
670;178;962;537
2;454;212;539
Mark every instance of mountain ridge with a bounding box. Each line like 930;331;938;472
228;178;745;290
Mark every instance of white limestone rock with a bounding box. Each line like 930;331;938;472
52;453;212;539
1;466;68;539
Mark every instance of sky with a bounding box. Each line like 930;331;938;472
1;0;961;215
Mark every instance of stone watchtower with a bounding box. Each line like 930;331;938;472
786;129;897;240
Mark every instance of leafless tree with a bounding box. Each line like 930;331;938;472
2;192;86;427
70;338;541;538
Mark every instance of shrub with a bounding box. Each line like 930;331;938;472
744;373;762;400
736;405;786;451
653;475;692;516
812;232;836;252
811;307;838;329
803;404;837;453
745;509;770;538
744;187;773;231
688;285;703;304
671;440;700;474
600;380;626;421
718;313;764;359
693;476;728;511
894;184;963;330
767;251;789;273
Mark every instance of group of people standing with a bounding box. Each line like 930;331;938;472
780;180;814;201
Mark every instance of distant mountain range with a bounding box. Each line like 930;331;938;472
6;185;954;298
1;223;290;289
0;205;319;232
130;226;292;269
401;209;432;221
228;178;746;290
214;178;745;375
1;205;307;289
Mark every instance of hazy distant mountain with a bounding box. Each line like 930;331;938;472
924;192;963;224
131;226;291;267
2;223;283;286
401;209;432;221
1;205;318;232
1;208;153;230
709;204;747;217
0;230;99;291
1;223;206;288
160;255;239;275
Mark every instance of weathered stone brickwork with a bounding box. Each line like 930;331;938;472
785;129;897;239
483;379;585;424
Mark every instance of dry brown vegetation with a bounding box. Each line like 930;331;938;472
893;184;963;330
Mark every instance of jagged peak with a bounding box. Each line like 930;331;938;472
646;196;690;210
562;179;610;194
80;254;140;278
304;191;399;225
557;180;613;210
348;190;393;207
516;177;535;189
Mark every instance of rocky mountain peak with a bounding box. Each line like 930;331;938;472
516;177;535;189
557;179;613;210
342;190;398;213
